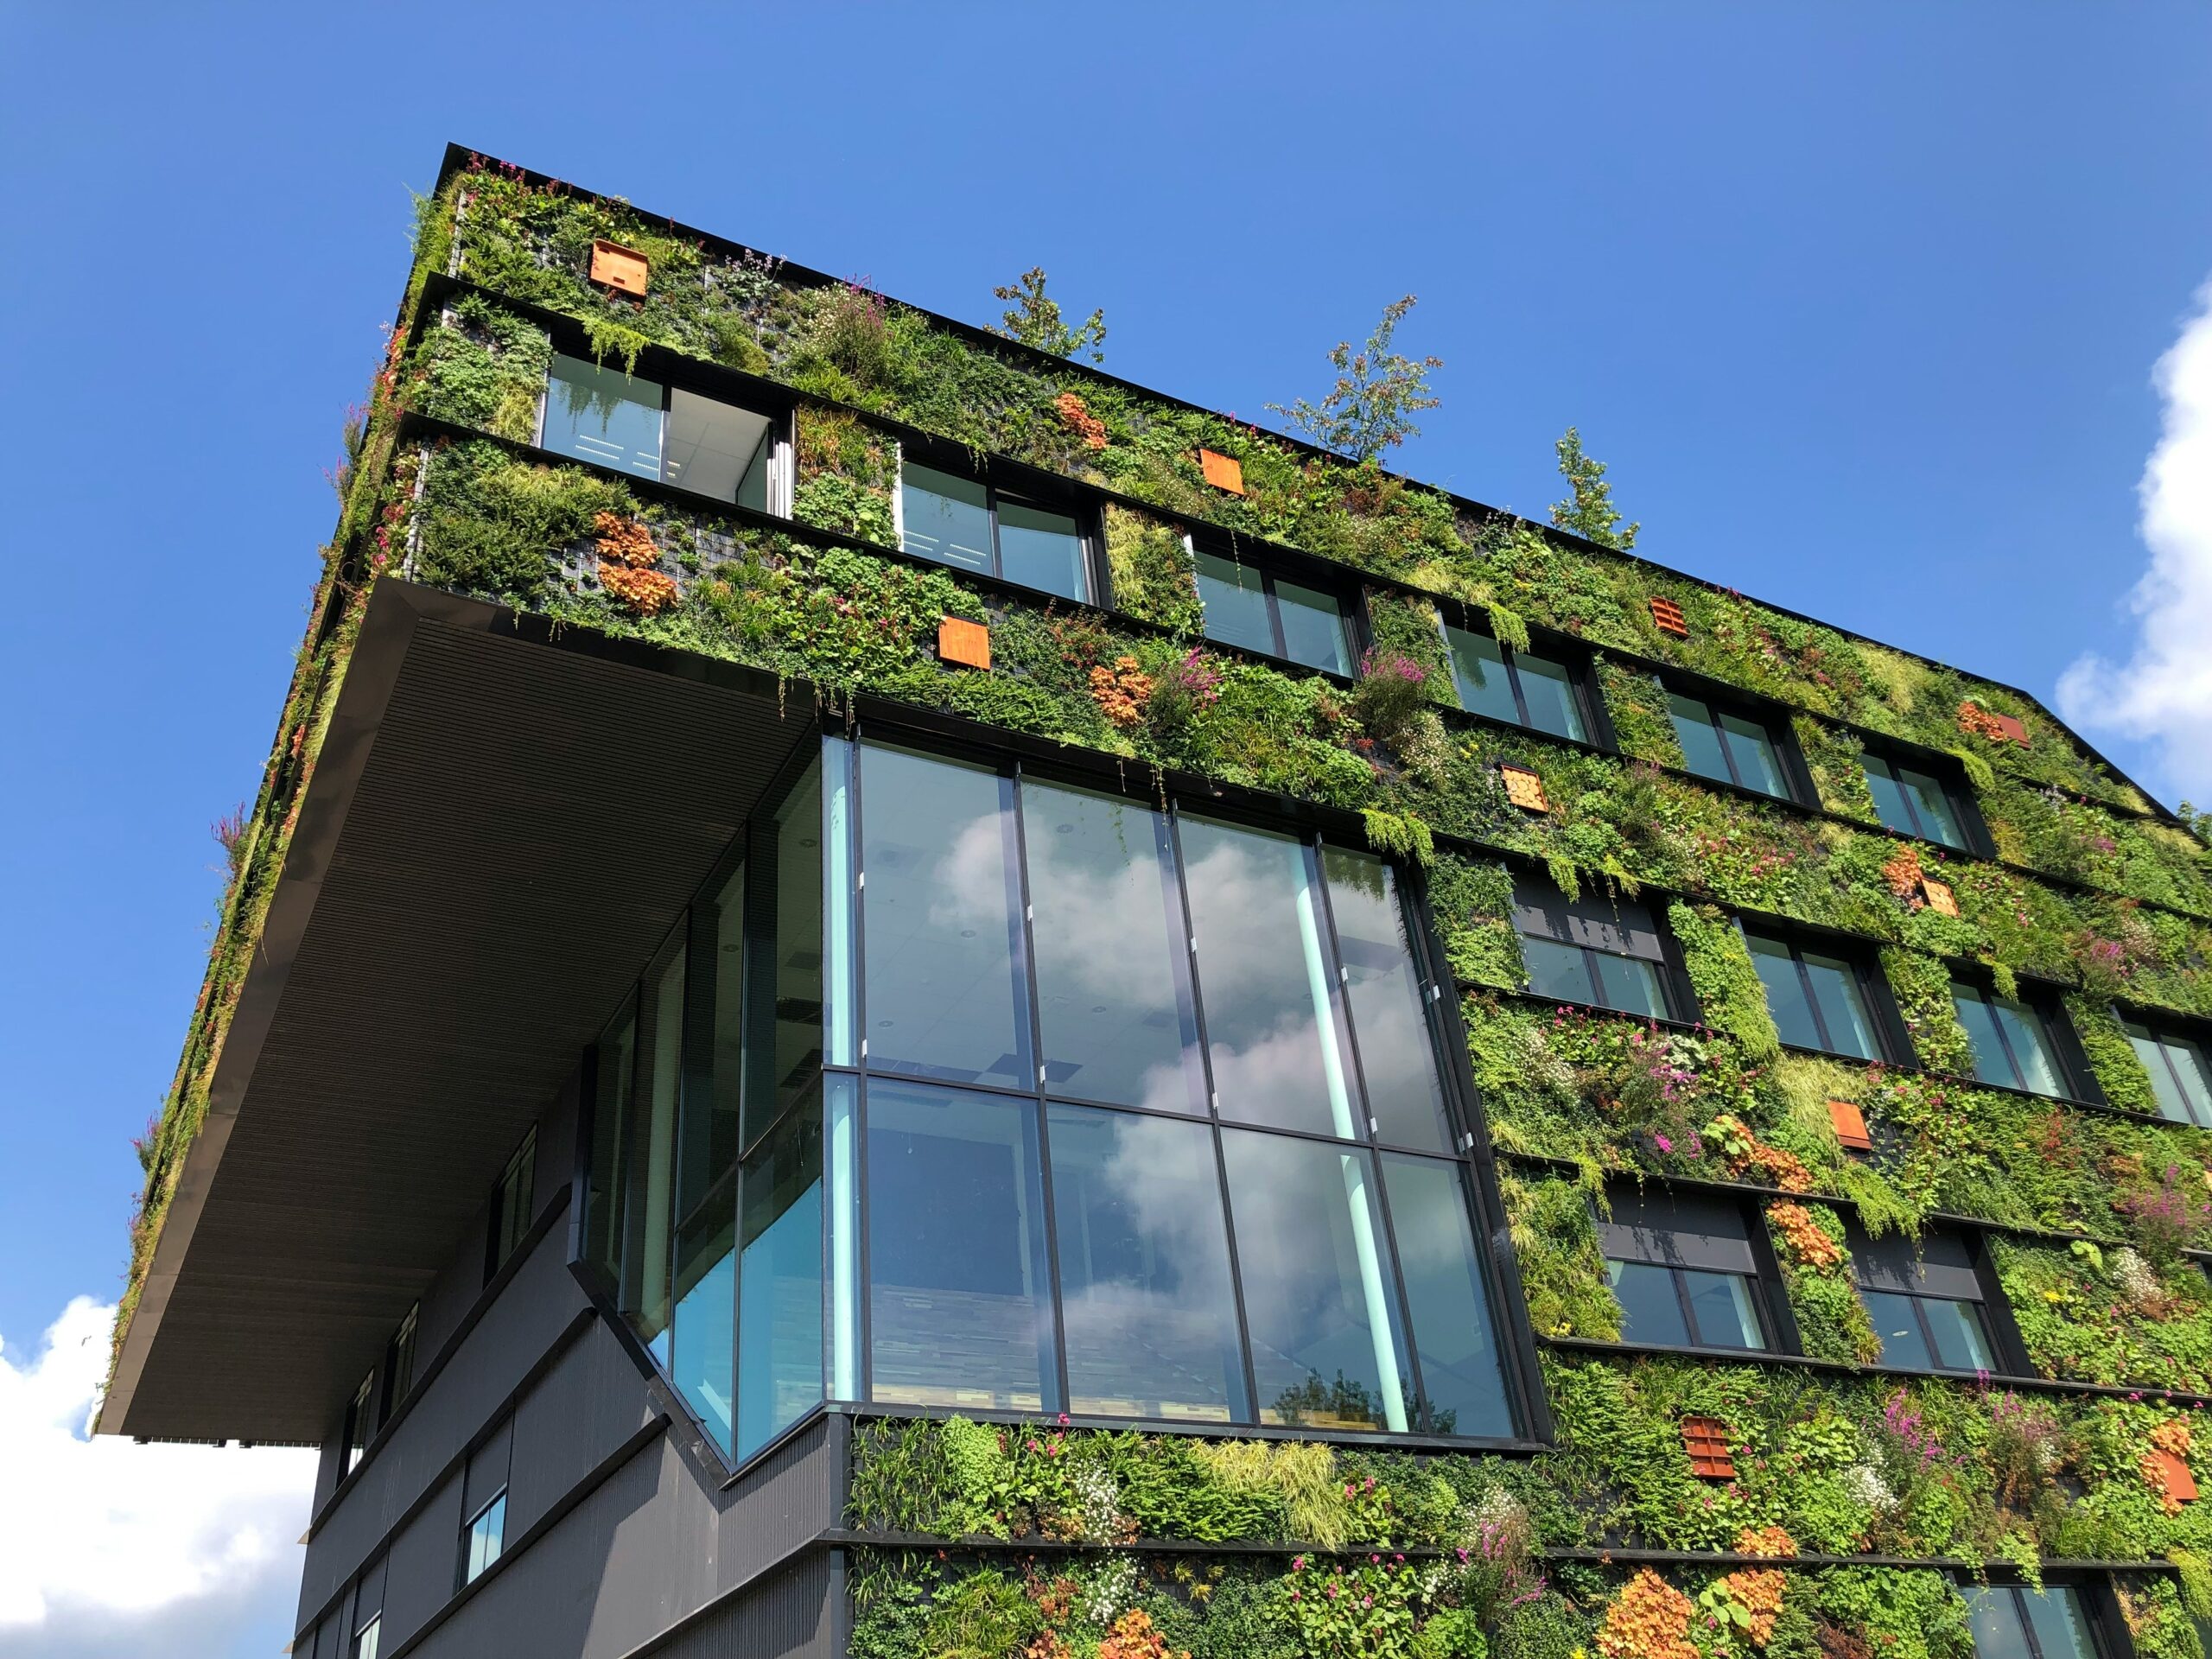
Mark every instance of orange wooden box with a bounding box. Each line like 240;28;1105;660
1500;766;1550;813
1681;1416;1736;1479
2154;1449;2199;1503
590;239;651;297
1649;595;1689;638
1827;1098;1873;1152
1989;711;2029;747
1919;877;1959;918
1198;448;1245;494
938;616;991;671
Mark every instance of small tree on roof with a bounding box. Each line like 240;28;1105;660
990;267;1108;364
1269;296;1443;465
1549;426;1640;551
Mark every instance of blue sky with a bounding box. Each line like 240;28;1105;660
2;4;2209;1651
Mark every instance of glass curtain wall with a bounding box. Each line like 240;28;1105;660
585;732;1520;1459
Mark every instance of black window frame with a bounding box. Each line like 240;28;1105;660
1847;1222;2024;1377
537;347;793;512
339;1367;378;1478
894;440;1103;604
1959;1578;2115;1659
1438;617;1601;747
1859;744;1986;854
2122;1014;2212;1128
1507;867;1690;1021
1662;682;1811;806
349;1553;386;1659
1739;919;1905;1064
486;1128;537;1283
379;1303;419;1421
1189;537;1357;677
1596;1187;1786;1356
1947;976;2102;1105
456;1414;514;1591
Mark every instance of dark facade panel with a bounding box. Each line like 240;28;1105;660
654;1554;840;1659
379;1467;464;1651
714;1418;841;1594
508;1313;664;1543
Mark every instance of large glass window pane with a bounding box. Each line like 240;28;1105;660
1966;1589;2034;1659
1993;1000;2066;1097
1324;848;1451;1152
859;746;1031;1088
1022;782;1203;1113
625;948;685;1357
1193;550;1275;656
736;1102;823;1460
1801;950;1878;1059
2126;1024;2201;1123
1924;1297;1993;1374
1898;765;1966;849
865;1081;1057;1412
1223;1130;1409;1432
1046;1105;1248;1423
2021;1589;2097;1659
664;387;772;505
1862;1289;1936;1370
1274;578;1350;676
996;498;1090;602
1669;694;1734;785
1718;712;1787;798
1745;932;1824;1051
584;1013;637;1294
1178;817;1346;1138
670;1211;734;1453
1955;986;2013;1085
1446;628;1521;725
543;353;663;479
900;462;992;574
1515;652;1588;742
1591;951;1669;1020
1864;756;1918;836
1607;1260;1691;1348
1682;1268;1764;1349
1380;1154;1513;1439
1522;936;1595;1005
747;755;827;1146
674;879;739;1449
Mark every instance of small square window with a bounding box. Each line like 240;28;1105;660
1510;874;1674;1020
489;1130;537;1278
2124;1020;2212;1127
461;1491;507;1585
1951;982;2072;1098
1863;753;1970;850
1441;623;1588;742
900;460;1092;603
1744;926;1884;1060
540;355;786;510
458;1416;513;1588
1192;548;1349;674
1668;692;1789;798
1599;1189;1770;1353
1853;1226;1996;1376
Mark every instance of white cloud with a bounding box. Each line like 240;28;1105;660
2057;276;2212;806
0;1298;315;1659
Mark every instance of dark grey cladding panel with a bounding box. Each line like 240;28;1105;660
716;1416;841;1592
1849;1224;1983;1300
1597;1186;1756;1274
380;1470;463;1653
301;1221;588;1621
656;1555;841;1659
507;1313;666;1544
1511;872;1664;961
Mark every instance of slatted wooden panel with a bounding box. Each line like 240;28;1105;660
1198;448;1245;494
1649;595;1689;638
1681;1415;1736;1479
1827;1098;1874;1151
1500;766;1550;813
1920;877;1959;918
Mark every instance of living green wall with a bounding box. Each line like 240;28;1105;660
118;153;2212;1657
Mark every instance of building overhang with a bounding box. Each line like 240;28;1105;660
100;580;817;1443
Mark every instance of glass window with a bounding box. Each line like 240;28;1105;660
735;1100;823;1459
1381;1154;1513;1438
1223;1129;1411;1432
583;1010;636;1295
543;353;663;479
1965;1585;2098;1659
664;386;773;508
1023;781;1204;1114
674;874;741;1453
1324;848;1452;1152
461;1491;506;1585
1745;929;1881;1059
1192;550;1350;674
1511;873;1671;1020
1854;1227;1995;1375
1606;1261;1692;1346
864;1080;1058;1413
2124;1020;2212;1127
1442;624;1587;742
491;1130;537;1274
1864;754;1968;849
1047;1105;1248;1423
900;461;1090;602
1601;1191;1768;1352
352;1617;381;1659
1952;983;2069;1097
383;1306;418;1418
341;1370;376;1477
1861;1288;1935;1370
630;950;686;1357
1177;817;1347;1138
1668;693;1788;798
859;746;1031;1088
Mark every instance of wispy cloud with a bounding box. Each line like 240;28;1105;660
2057;276;2212;807
0;1298;314;1658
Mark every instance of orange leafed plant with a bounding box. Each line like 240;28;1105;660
594;511;679;614
2153;1418;2195;1458
1957;701;2017;742
1090;656;1155;728
1882;843;1925;903
1055;391;1109;451
1597;1568;1698;1659
1769;1203;1843;1271
1097;1610;1188;1659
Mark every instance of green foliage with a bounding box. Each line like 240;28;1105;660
412;441;628;601
404;293;551;441
2069;993;2162;1115
1994;1236;2212;1392
990;265;1108;363
1268;295;1443;463
921;1567;1039;1659
1547;427;1638;551
1766;1200;1885;1364
1668;901;1782;1058
1367;592;1460;709
1501;1173;1620;1340
1362;807;1435;868
1427;857;1527;990
1881;947;1978;1076
1102;503;1202;631
1594;659;1684;768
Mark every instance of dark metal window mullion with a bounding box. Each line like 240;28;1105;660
1502;646;1535;729
1669;1266;1706;1347
844;731;874;1403
1980;988;2031;1091
1262;570;1292;661
1164;803;1262;1426
1007;764;1071;1416
1790;947;1835;1052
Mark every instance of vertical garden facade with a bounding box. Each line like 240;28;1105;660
100;147;2212;1659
